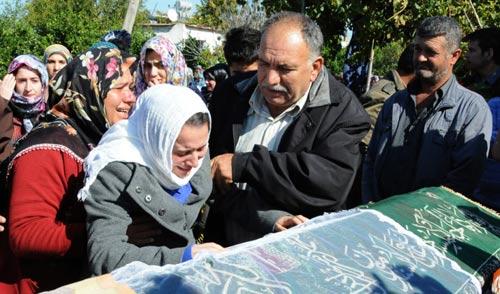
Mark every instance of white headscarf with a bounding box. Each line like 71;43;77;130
78;84;210;201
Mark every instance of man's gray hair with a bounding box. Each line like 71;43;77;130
416;16;462;52
262;11;323;59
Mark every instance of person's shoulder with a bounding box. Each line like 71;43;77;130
16;121;86;153
320;70;356;104
362;79;397;104
8;121;88;166
99;161;136;180
454;80;488;106
88;161;137;198
210;72;257;108
488;96;500;108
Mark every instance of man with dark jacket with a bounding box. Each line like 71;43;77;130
209;11;370;244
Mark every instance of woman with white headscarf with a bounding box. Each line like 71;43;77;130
80;84;223;275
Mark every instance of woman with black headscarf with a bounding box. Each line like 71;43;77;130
202;63;229;105
0;47;135;293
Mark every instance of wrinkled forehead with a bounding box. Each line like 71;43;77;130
15;65;42;79
413;35;448;51
48;52;69;62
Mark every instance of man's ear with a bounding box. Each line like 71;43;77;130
484;48;494;61
310;56;324;82
450;48;461;66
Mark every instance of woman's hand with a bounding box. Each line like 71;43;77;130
0;74;15;101
274;215;308;232
0;214;6;232
192;242;224;257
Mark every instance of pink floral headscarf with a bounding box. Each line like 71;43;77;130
135;35;188;96
49;47;126;145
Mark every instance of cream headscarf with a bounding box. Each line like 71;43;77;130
78;84;210;201
43;44;72;63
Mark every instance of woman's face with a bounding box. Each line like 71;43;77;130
144;50;167;86
15;66;42;101
104;60;136;125
46;53;68;78
205;79;216;92
172;122;209;178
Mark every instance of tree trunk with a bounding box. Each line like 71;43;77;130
123;0;141;33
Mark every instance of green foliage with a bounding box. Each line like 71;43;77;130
0;0;152;77
322;42;347;76
180;36;225;69
0;1;43;76
261;0;500;70
189;0;239;29
372;41;405;76
130;29;155;57
198;46;225;69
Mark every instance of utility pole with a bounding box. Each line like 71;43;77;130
364;39;375;95
123;0;141;33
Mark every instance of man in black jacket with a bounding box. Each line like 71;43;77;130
209;11;370;244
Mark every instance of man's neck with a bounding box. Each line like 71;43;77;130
477;63;499;80
230;62;258;76
267;105;286;118
399;73;414;87
414;74;451;106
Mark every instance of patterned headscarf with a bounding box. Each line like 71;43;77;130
135;35;187;96
43;44;72;64
8;55;49;123
48;47;127;146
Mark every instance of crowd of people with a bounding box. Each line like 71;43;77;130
0;10;498;294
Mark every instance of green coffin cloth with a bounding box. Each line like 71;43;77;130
364;186;500;285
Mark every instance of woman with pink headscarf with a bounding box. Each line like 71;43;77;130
135;35;188;96
0;55;48;161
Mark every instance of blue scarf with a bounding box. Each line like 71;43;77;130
165;183;192;204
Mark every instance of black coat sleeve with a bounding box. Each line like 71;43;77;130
0;98;13;162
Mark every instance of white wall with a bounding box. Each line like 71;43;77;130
144;23;223;50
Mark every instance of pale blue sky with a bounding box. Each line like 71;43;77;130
145;0;201;13
0;0;201;13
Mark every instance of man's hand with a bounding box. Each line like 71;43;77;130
0;214;6;232
147;78;162;88
192;242;224;257
210;153;234;194
0;74;15;101
274;215;308;232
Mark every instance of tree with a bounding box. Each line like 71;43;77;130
261;0;499;94
219;0;267;31
180;36;225;69
189;0;240;29
0;1;42;77
262;0;499;61
0;0;153;76
189;0;265;30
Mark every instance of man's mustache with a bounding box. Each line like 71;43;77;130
415;62;432;70
261;83;289;94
